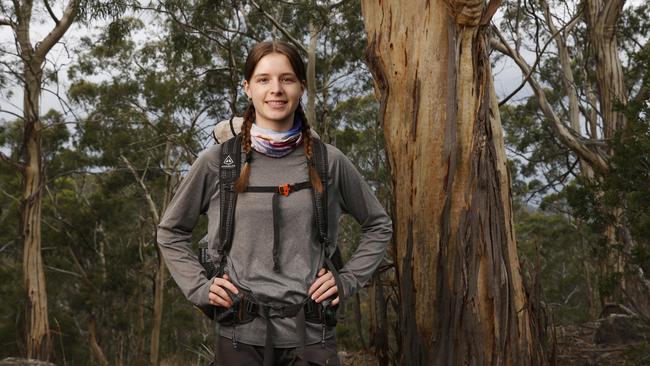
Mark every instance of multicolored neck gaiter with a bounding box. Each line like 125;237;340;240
250;117;303;158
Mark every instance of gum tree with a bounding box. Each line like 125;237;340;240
361;0;545;364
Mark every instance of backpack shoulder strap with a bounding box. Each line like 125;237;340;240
311;138;329;247
311;138;345;270
217;134;242;270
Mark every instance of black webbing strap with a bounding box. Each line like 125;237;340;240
245;181;312;272
311;139;347;317
311;139;329;247
248;297;307;366
229;116;237;136
218;135;242;270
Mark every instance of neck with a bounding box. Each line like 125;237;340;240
255;114;295;132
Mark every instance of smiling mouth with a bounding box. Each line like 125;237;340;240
266;101;287;106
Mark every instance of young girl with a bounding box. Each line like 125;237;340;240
157;40;392;366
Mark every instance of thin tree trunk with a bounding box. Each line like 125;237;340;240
361;0;544;364
149;239;165;366
583;1;650;313
22;53;51;363
88;315;110;366
307;20;318;128
10;1;79;360
585;0;627;139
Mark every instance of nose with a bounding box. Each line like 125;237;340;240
270;78;284;94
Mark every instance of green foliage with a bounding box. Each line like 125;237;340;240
515;202;599;324
565;101;650;277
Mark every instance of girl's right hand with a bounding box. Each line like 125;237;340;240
208;273;239;308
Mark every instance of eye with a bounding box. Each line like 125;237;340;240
282;76;296;83
257;77;269;84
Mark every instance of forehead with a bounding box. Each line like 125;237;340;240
252;52;296;76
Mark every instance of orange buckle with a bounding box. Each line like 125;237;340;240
278;184;291;196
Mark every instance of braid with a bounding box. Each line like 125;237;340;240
233;104;255;193
297;106;323;193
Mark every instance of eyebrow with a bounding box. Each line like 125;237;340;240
253;72;297;78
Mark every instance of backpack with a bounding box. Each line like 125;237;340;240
198;133;344;319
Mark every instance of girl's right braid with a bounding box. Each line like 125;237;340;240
234;104;255;193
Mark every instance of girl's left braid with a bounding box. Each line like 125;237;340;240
297;106;323;193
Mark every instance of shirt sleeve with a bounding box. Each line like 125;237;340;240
157;146;220;308
334;149;393;300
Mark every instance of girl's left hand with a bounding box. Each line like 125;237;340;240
308;268;339;305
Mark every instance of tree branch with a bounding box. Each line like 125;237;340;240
249;0;308;54
43;0;60;24
35;0;79;60
491;28;609;174
494;7;582;106
121;155;160;223
540;0;580;131
0;108;25;120
0;18;13;27
0;151;25;171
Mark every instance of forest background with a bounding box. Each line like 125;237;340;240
1;0;649;365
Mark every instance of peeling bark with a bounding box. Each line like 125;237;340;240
21;25;51;366
361;0;544;364
585;0;627;139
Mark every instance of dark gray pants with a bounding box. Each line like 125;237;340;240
213;336;340;366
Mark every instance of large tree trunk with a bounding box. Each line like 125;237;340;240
361;0;544;364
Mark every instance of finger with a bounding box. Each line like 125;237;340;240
317;268;327;277
311;278;336;300
208;290;232;308
331;296;340;306
308;272;333;295
209;293;230;307
315;285;338;303
209;284;233;305
214;277;239;295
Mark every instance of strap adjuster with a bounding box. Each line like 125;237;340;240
278;184;292;196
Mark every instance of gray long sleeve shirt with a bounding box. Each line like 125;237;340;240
157;142;392;347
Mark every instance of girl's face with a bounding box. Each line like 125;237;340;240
244;52;305;131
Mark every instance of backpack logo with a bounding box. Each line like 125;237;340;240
222;155;235;169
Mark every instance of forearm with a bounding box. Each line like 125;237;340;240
338;213;392;298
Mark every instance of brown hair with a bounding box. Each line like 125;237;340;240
234;41;323;194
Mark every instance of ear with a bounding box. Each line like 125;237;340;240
243;80;251;99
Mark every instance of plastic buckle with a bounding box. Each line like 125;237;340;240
245;298;258;315
278;184;291;196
